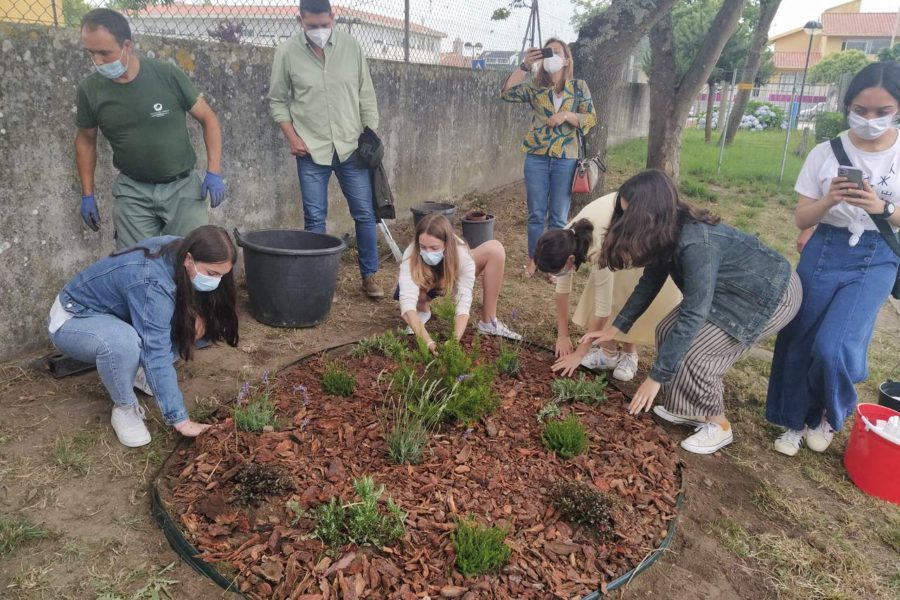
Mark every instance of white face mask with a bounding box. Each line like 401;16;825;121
848;111;896;140
543;54;564;74
306;27;332;48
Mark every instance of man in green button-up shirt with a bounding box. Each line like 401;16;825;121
268;0;383;298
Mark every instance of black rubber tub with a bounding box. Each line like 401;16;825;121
879;380;900;412
411;202;456;228
461;212;495;249
234;229;346;328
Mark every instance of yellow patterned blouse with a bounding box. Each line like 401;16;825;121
501;78;597;159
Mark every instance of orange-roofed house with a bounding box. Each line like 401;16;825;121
769;0;899;85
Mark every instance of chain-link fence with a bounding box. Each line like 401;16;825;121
1;1;577;67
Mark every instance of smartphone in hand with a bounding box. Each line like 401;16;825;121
541;47;554;59
837;166;864;189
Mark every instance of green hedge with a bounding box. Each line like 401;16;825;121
816;112;845;142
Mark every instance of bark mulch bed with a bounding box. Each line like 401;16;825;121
157;333;682;600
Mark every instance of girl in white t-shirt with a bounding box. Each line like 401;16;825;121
397;214;521;353
767;62;900;457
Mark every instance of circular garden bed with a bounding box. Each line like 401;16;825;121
156;316;682;599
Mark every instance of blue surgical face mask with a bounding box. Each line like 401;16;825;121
420;249;444;266
189;258;221;292
93;46;128;80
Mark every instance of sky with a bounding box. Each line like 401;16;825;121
770;0;900;36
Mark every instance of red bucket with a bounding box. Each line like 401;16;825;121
843;403;900;505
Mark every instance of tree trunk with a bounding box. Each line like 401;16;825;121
704;81;716;142
724;0;783;144
646;0;748;179
570;0;680;200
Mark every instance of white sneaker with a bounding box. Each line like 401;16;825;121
805;420;835;453
477;318;523;340
680;422;733;454
405;311;431;335
110;404;152;448
612;352;639;381
774;428;805;457
580;347;620;370
653;405;708;427
133;366;154;397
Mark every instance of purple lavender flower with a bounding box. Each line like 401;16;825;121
236;381;250;404
463;427;473;439
511;307;518;320
300;417;310;430
456;373;473;382
262;370;270;384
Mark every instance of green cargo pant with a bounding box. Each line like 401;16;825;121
112;171;209;249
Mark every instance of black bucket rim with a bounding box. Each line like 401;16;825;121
880;379;900;397
410;202;456;214
461;214;495;224
233;228;347;258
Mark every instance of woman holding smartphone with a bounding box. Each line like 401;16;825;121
767;62;900;456
500;38;597;277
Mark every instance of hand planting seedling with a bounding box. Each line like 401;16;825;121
321;361;356;397
551;372;607;405
550;480;614;537
542;414;589;459
313;476;406;549
452;517;511;577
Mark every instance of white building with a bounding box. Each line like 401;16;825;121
132;3;446;64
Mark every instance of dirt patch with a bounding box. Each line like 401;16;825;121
159;334;681;599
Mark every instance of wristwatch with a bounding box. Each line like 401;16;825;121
876;200;896;219
519;62;530;72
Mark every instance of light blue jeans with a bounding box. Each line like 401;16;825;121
50;314;189;424
297;152;378;277
523;153;578;258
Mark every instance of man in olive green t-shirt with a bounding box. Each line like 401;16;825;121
75;8;227;249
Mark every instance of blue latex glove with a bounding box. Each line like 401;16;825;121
80;194;100;231
201;171;226;208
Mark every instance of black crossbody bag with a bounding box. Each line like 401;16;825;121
829;137;900;299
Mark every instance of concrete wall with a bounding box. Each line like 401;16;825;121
0;23;649;360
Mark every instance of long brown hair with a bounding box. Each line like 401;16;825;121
534;37;575;91
533;219;594;273
600;170;720;271
408;214;461;294
117;226;239;360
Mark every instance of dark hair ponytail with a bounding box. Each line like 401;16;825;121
533;219;595;273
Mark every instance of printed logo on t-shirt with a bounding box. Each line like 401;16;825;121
150;102;170;118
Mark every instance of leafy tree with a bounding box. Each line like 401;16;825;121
878;44;900;62
570;0;610;30
62;0;92;27
208;20;245;44
808;50;871;84
646;0;748;179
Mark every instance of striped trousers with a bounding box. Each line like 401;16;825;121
656;271;802;417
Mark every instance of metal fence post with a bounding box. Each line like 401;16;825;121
404;0;410;62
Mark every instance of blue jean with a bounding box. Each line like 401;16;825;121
297;152;378;277
523;153;578;257
49;314;189;424
766;224;898;431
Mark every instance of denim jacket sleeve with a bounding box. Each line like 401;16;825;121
649;240;721;384
612;263;668;333
128;282;187;424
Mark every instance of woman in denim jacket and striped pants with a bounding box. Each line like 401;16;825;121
582;170;802;454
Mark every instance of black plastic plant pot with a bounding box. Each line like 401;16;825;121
461;214;495;249
234;228;346;328
879;380;900;412
411;202;457;229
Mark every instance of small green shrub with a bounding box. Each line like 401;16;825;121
234;375;277;432
496;340;521;376
321;362;356;397
233;463;293;506
815;111;845;142
536;401;561;424
550;480;614;536
453;517;511;577
551;373;607;405
382;388;435;464
680;177;717;201
355;330;409;361
431;295;457;329
542;415;588;459
313;476;407;549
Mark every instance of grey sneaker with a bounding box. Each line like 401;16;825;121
580;347;620;370
612;352;639;381
133;366;154;396
110;404;151;448
477;318;522;340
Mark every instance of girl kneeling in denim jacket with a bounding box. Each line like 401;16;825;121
582;170;801;454
48;225;239;447
767;62;900;457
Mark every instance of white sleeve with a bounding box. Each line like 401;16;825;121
794;142;830;200
398;245;419;316
454;244;476;317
